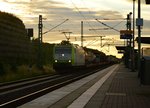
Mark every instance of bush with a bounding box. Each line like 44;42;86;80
0;64;56;83
0;63;12;74
0;63;5;74
17;65;30;76
42;65;55;74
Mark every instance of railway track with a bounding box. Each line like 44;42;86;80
0;65;109;108
0;74;60;93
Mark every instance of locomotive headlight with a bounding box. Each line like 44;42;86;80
55;60;58;62
68;60;71;63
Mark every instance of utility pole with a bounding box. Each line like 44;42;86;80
132;0;136;71
38;15;43;43
129;12;132;69
126;13;132;68
137;0;142;76
81;21;83;47
38;15;43;68
127;12;132;44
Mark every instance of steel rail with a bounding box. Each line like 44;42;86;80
0;65;110;108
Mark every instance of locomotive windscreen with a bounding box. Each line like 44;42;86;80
55;47;72;54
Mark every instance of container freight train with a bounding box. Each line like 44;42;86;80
53;41;114;70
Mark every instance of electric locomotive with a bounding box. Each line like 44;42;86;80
53;41;85;69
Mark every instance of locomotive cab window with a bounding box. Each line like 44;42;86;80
55;47;72;54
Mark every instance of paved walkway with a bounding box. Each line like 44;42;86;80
85;63;150;108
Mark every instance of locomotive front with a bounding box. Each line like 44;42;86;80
53;45;73;69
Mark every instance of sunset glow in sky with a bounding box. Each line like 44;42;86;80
0;0;150;58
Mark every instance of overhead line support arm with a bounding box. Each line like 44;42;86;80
95;19;120;32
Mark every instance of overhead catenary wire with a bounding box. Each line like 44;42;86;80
70;0;107;47
85;38;99;47
80;0;106;36
69;0;103;37
95;19;120;32
40;2;73;36
78;0;127;41
79;0;129;54
112;18;126;28
80;0;126;33
89;19;126;31
80;0;106;20
79;0;126;53
80;0;125;29
43;19;69;35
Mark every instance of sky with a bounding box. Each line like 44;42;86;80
0;0;150;58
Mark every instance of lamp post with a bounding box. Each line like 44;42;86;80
132;0;136;71
137;0;142;75
126;12;132;68
81;21;83;47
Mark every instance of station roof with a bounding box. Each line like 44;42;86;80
136;37;150;44
115;46;126;51
115;46;126;54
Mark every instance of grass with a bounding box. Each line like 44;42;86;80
0;64;56;83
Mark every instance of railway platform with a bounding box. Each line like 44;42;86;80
18;63;150;108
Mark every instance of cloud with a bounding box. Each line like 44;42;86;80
97;10;123;18
2;0;31;3
126;0;146;4
1;0;150;45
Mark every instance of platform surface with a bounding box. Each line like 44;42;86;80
85;63;150;108
19;64;150;108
